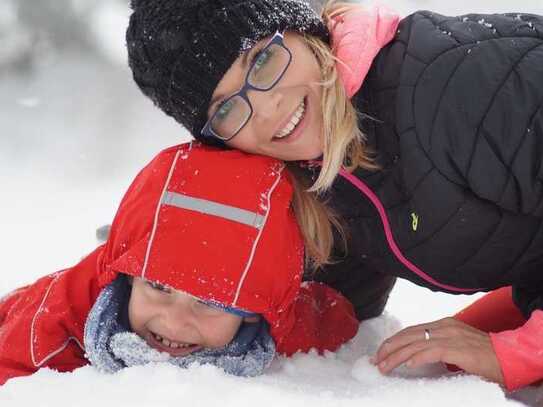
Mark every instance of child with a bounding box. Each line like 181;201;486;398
124;0;543;390
0;142;359;385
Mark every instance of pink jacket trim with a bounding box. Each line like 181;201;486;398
338;169;482;293
490;310;543;391
329;4;401;98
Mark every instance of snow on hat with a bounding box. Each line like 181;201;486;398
126;0;329;144
98;142;305;344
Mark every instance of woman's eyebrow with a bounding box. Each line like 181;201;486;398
209;94;224;110
241;47;253;68
208;48;256;110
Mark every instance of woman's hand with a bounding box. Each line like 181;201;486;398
371;317;504;385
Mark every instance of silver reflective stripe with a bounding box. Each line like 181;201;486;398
162;191;265;229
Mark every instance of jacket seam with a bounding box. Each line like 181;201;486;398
30;275;84;367
452;209;505;273
478;125;516;205
412;13;543;68
403;31;543;193
491;100;543;211
465;41;543;182
141;148;182;279
507;216;543;272
427;44;473;153
233;165;285;305
530;103;543;188
398;17;469;190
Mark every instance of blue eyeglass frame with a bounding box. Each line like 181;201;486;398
202;300;259;318
200;30;292;142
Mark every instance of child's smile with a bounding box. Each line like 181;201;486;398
128;277;244;356
146;330;203;357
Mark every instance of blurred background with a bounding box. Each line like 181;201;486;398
1;0;543;324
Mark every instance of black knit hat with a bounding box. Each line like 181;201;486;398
126;0;329;145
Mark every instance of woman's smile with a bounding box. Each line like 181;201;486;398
271;96;309;143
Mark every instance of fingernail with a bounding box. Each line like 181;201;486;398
406;360;412;367
379;361;387;369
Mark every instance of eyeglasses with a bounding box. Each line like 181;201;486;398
201;31;292;142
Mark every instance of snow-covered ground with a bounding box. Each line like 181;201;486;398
1;0;543;406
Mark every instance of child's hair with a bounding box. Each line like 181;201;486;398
288;0;378;272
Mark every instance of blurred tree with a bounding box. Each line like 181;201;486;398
0;0;129;74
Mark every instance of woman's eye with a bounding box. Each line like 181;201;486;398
215;99;235;120
147;281;171;293
252;48;273;71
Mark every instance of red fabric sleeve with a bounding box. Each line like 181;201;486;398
0;247;102;386
452;287;543;390
0;344;88;386
0;364;34;386
454;287;526;332
490;310;543;391
275;282;359;356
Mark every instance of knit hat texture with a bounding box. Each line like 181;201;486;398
126;0;329;143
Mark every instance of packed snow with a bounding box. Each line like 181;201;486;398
1;0;543;406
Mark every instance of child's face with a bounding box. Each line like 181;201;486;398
208;32;325;161
128;277;244;356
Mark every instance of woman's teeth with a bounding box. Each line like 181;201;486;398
153;333;194;349
275;99;306;139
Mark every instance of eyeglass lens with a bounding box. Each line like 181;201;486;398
210;43;290;140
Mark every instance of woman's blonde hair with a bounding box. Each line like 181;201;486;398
289;0;378;272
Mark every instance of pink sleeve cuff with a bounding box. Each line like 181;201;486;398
490;309;543;391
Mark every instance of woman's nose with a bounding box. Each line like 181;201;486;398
249;87;283;122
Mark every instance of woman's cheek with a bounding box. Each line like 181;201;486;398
226;128;261;155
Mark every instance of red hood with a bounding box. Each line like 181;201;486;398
98;142;304;343
0;145;357;385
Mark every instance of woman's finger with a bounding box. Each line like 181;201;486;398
405;344;452;369
373;318;459;364
378;338;444;374
374;324;436;364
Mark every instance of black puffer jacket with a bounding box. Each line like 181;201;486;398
310;11;543;320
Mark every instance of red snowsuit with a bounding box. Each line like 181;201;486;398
0;143;359;386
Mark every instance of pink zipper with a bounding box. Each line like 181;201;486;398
338;168;482;293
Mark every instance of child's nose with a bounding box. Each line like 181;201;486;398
164;296;195;329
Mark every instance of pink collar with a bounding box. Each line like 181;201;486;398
328;4;401;97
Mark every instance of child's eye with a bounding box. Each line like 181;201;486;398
147;281;171;294
196;299;214;308
195;299;224;315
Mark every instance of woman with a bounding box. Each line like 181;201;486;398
125;0;543;391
